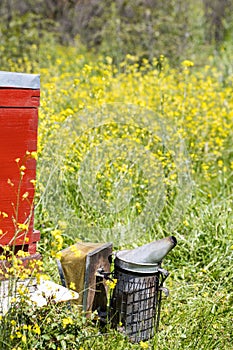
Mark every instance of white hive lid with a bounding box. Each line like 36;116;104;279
0;71;40;89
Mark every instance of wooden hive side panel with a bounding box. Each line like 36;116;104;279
0;107;38;245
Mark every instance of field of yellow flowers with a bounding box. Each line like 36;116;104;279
1;42;233;349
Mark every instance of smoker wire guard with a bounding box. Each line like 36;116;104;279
107;252;170;342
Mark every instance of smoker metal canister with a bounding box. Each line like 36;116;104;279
110;250;169;343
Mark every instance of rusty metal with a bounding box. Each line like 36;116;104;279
57;242;112;318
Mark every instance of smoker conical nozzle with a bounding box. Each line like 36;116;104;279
119;236;177;264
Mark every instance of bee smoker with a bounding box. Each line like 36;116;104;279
110;237;176;343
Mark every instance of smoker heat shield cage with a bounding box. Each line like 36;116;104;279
110;250;169;343
57;242;112;315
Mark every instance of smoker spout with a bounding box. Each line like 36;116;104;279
118;236;177;264
170;236;177;247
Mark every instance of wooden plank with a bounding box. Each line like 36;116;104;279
0;253;41;281
0;88;40;107
0;222;35;245
0;107;38;125
0;183;35;198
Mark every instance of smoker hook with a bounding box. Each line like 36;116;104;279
159;286;169;297
96;267;114;282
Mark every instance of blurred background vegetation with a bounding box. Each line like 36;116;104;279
0;2;233;349
0;0;233;70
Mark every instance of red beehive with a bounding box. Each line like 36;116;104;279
0;71;40;258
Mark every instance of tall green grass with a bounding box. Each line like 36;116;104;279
1;41;233;349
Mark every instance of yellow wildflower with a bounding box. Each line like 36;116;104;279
33;323;41;335
70;245;81;257
140;341;149;349
181;60;194;67
17;223;29;231
70;282;76;290
30;179;36;186
22;334;27;343
22;192;29;200
30;151;37;159
62;317;73;328
106;278;117;290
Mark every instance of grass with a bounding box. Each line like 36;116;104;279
0;41;233;349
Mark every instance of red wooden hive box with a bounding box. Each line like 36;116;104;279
0;71;40;258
